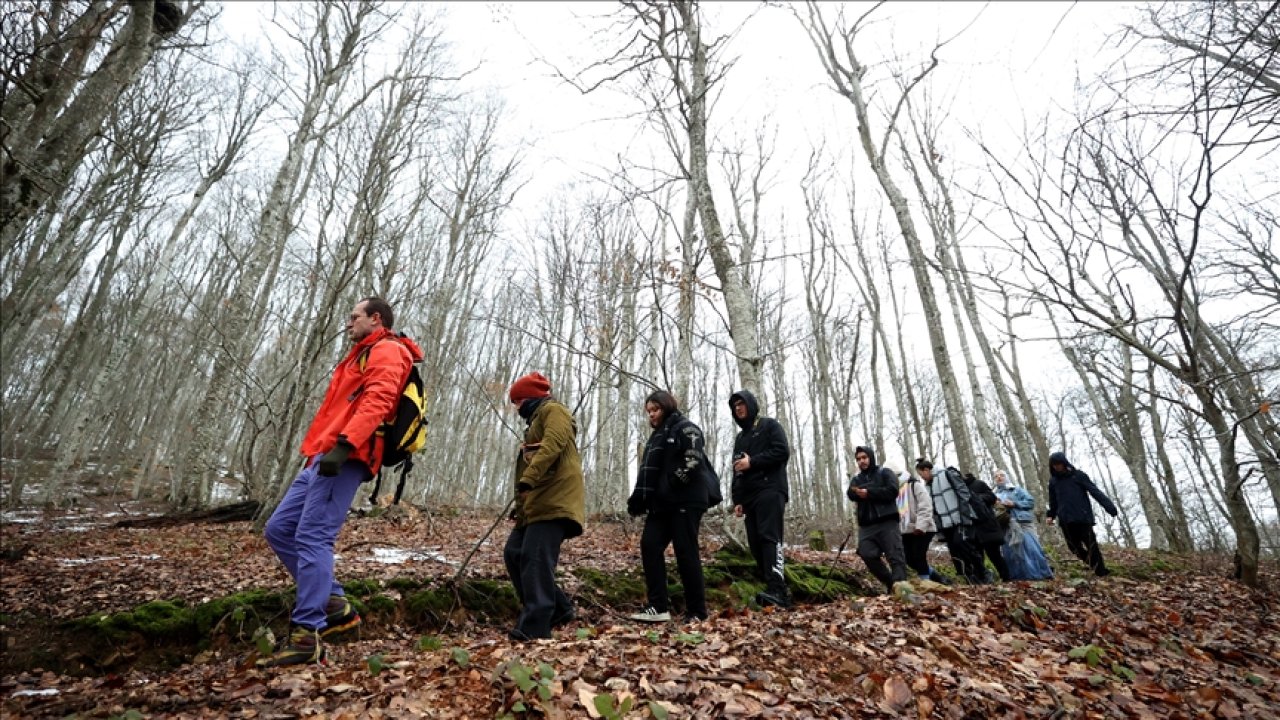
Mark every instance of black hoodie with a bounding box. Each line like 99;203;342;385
728;390;790;505
1047;451;1118;525
847;446;900;527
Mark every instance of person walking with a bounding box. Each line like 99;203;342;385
916;459;984;584
897;469;947;583
847;446;908;593
993;470;1054;580
259;297;422;667
503;372;586;641
626;391;720;623
1046;451;1118;577
728;390;792;608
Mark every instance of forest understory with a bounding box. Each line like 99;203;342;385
1;491;1276;719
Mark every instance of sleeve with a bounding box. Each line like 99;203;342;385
1081;472;1119;517
519;404;574;489
341;341;410;449
1013;487;1035;511
673;421;706;484
749;419;790;470
628;432;664;515
846;474;860;503
953;477;975;524
1046;480;1059;519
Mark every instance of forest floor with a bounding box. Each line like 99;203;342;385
1;497;1277;719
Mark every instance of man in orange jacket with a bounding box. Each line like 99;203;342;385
259;297;422;667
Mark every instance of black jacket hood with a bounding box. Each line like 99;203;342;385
1049;451;1072;476
854;445;878;471
729;389;760;429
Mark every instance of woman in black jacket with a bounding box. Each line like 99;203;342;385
627;391;720;622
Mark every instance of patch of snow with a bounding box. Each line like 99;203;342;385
368;547;458;566
57;553;160;566
10;688;59;698
0;511;41;524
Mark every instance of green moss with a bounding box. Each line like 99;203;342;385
728;580;765;606
807;531;828;551
387;577;424;592
343;579;381;597
786;564;865;601
190;589;288;635
365;594;399;616
404;587;457;624
573;567;647;607
456;579;521;620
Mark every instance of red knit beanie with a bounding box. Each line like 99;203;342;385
509;372;552;405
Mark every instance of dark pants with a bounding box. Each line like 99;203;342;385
857;520;908;590
940;525;986;583
1061;522;1109;575
979;540;1011;581
744;490;788;597
264;456;367;630
902;531;935;578
503;519;575;638
640;509;707;619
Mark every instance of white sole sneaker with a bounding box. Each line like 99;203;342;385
628;608;671;623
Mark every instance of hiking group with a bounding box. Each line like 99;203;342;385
255;297;1121;666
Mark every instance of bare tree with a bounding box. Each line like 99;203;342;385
796;1;979;472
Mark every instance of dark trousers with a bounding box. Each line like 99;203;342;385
902;531;935;578
857;520;908;590
979;540;1011;581
744;490;788;597
940;525;986;583
1060;522;1109;575
640;509;707;619
503;519;575;638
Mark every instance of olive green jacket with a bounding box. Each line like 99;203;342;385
514;399;585;536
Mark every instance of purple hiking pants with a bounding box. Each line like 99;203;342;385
264;456;367;630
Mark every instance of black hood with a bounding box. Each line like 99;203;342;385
854;445;878;472
1049;451;1072;476
729;389;760;429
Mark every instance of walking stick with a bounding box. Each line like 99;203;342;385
817;529;855;598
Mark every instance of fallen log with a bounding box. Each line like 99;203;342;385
113;500;261;528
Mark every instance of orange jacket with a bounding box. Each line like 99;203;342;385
299;328;424;473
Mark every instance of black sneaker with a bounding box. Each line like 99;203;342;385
256;626;324;668
321;594;361;638
551;607;576;628
756;591;792;609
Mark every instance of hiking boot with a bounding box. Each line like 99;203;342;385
321;594;361;638
756;591;792;609
628;607;671;623
256;626;323;668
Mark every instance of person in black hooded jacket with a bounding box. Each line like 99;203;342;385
1046;451;1118;576
626;390;720;623
847;446;908;592
728;389;792;607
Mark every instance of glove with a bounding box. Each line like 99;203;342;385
317;439;354;476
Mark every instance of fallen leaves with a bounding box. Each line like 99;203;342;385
2;509;1278;719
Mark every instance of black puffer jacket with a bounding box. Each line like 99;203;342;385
627;411;717;515
1047;451;1118;525
728;390;790;506
846;446;900;527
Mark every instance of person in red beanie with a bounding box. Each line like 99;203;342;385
503;372;586;641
